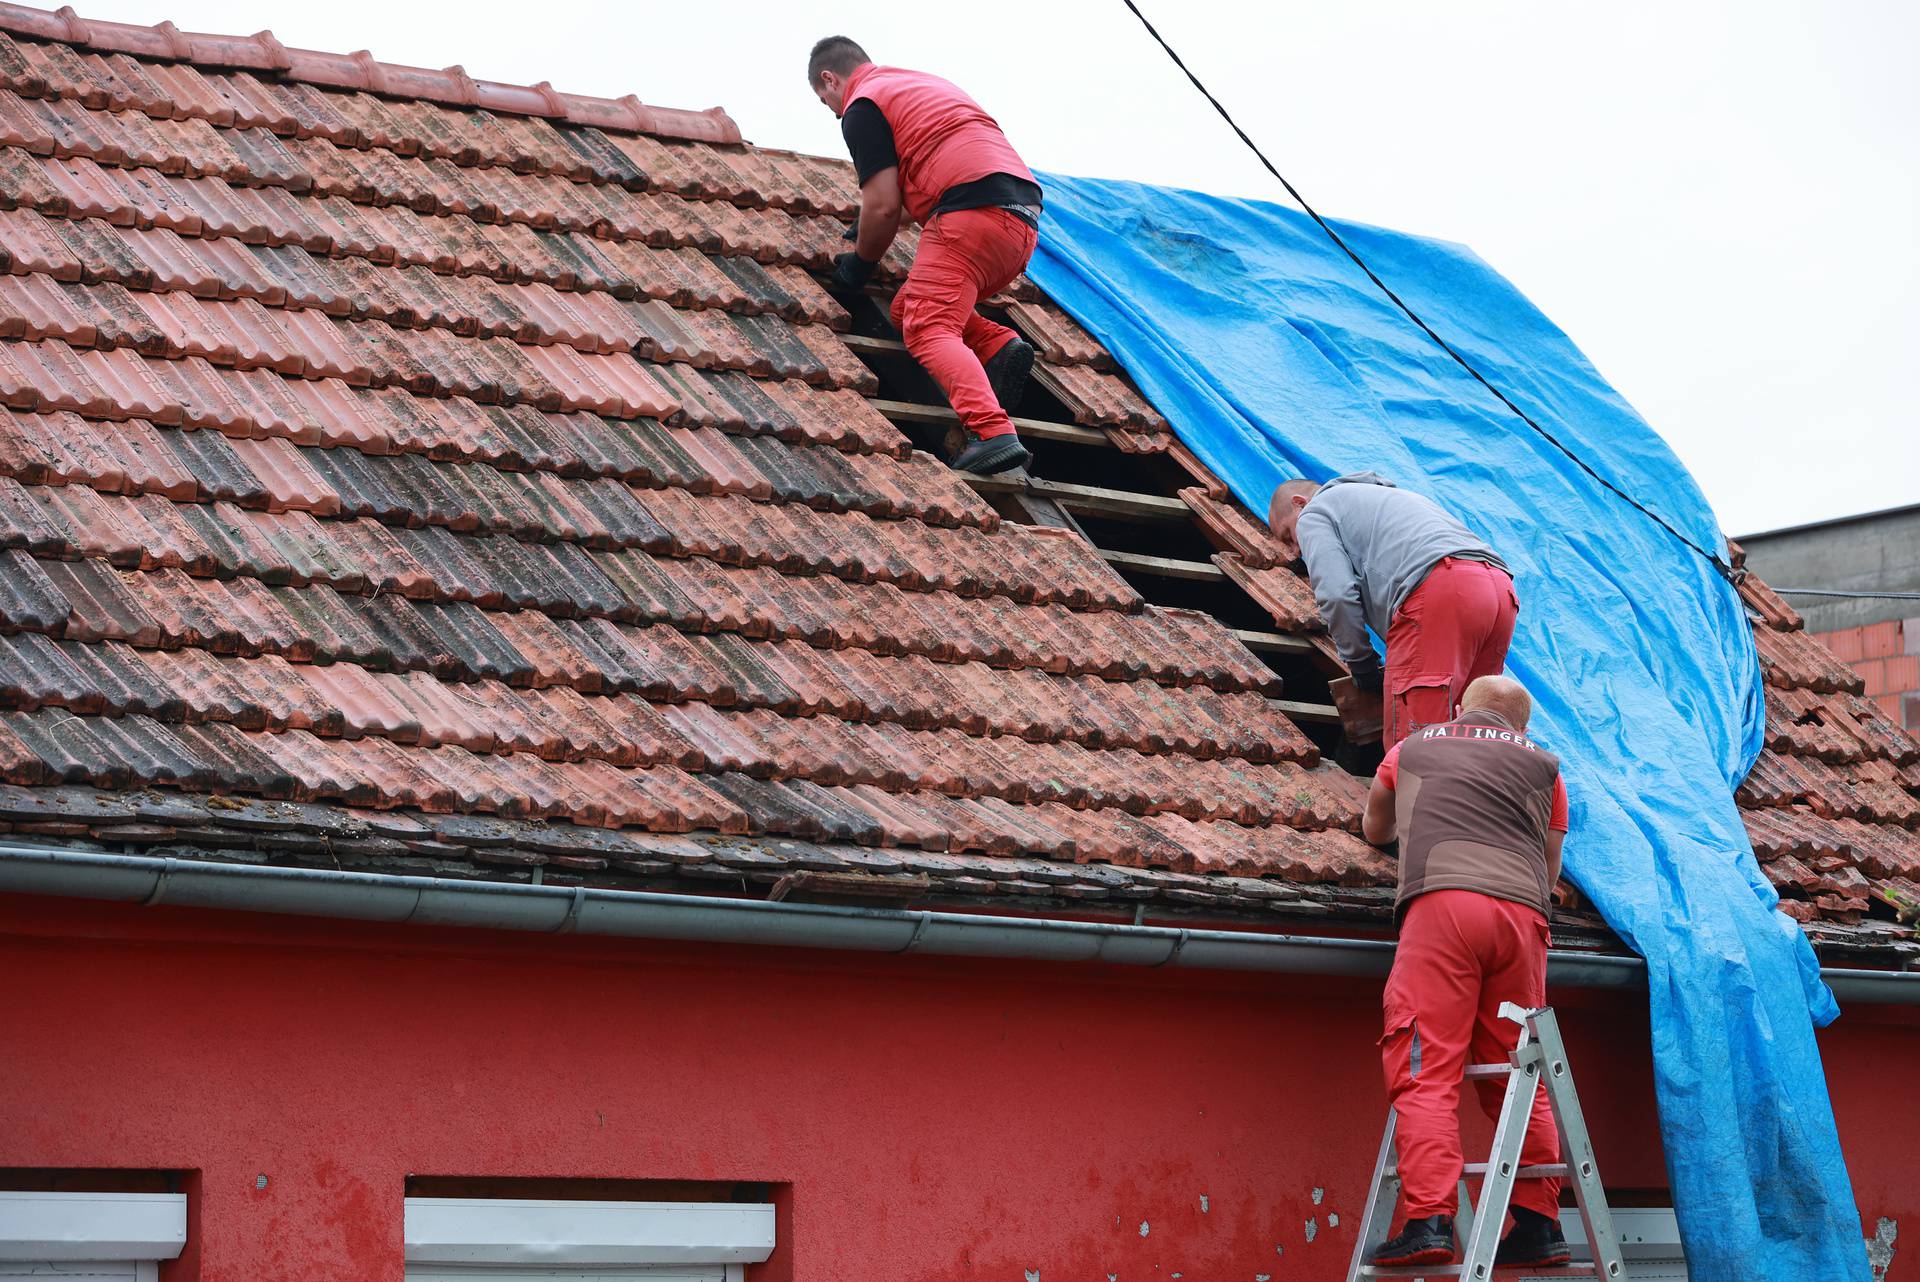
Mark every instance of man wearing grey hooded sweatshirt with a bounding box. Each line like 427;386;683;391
1269;472;1516;747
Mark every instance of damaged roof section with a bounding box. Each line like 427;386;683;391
1736;557;1920;935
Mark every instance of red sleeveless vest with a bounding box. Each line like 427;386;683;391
842;63;1035;223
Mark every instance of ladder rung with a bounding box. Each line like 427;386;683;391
1462;1163;1572;1179
1463;1062;1513;1078
1360;1267;1598;1278
1380;1163;1566;1181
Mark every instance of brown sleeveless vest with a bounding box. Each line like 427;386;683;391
1392;708;1560;923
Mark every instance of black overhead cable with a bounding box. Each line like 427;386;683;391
1119;0;1739;584
1772;588;1920;601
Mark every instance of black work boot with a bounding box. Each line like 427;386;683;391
1496;1206;1571;1267
1369;1214;1455;1267
983;336;1035;412
949;432;1030;475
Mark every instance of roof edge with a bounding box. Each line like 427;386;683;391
0;2;743;144
4;845;1916;1004
1734;499;1920;545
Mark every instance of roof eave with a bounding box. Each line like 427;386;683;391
4;844;1915;1004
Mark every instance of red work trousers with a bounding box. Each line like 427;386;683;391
890;206;1038;440
1384;557;1519;747
1381;890;1562;1221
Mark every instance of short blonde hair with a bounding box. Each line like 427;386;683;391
1461;675;1531;729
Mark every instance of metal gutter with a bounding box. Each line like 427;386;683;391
0;845;1912;1003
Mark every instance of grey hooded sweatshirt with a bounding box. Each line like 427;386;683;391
1294;472;1509;669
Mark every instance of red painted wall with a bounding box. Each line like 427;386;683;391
1;895;1912;1280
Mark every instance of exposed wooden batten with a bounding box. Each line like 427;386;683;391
1097;549;1227;582
1230;628;1317;657
868;397;1112;448
839;333;910;357
964;474;1189;521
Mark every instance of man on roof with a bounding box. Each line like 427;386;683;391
1269;472;1517;747
1361;675;1572;1271
808;36;1041;476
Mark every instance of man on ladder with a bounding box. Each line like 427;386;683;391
807;36;1042;476
1360;674;1572;1269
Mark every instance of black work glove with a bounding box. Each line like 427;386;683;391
1348;656;1384;695
829;250;878;291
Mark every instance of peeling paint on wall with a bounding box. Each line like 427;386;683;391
1200;1193;1210;1213
1868;1216;1898;1282
1312;1187;1325;1205
1305;1217;1319;1242
1329;1212;1341;1228
1140;1220;1150;1238
1024;1271;1040;1282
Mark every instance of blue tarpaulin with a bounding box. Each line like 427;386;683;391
1027;172;1867;1280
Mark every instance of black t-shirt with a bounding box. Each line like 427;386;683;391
841;98;1042;217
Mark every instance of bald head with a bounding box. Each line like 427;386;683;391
1266;479;1321;561
1461;675;1531;730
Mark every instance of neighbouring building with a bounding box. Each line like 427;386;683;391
1741;503;1920;731
0;6;1913;1280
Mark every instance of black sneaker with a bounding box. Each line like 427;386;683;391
983;337;1035;413
949;433;1030;475
1369;1214;1455;1267
1496;1208;1571;1267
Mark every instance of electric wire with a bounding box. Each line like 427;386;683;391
1770;588;1920;601
1119;0;1739;583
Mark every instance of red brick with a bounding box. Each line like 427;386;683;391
1852;658;1886;696
1815;626;1864;663
1860;619;1902;659
1884;654;1920;696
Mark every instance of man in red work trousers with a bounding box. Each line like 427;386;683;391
1269;472;1518;747
1360;675;1572;1269
808;36;1040;475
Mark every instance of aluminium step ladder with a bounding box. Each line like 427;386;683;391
1345;1004;1629;1282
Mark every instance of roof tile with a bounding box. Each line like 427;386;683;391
1003;298;1112;369
1213;554;1324;632
1181;486;1291;568
1030;359;1168;433
1756;625;1864;694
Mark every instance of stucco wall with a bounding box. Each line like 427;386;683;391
1;896;1910;1280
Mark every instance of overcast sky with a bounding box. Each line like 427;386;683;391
82;0;1917;537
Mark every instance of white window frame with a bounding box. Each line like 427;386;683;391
1560;1207;1689;1281
0;1190;187;1281
404;1198;775;1281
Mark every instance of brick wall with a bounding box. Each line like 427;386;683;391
1814;617;1920;729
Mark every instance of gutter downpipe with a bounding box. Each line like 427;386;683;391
0;845;1911;1003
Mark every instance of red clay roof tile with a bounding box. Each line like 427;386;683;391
1003;298;1112;369
0;9;739;144
1213;554;1324;632
1180;486;1292;568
